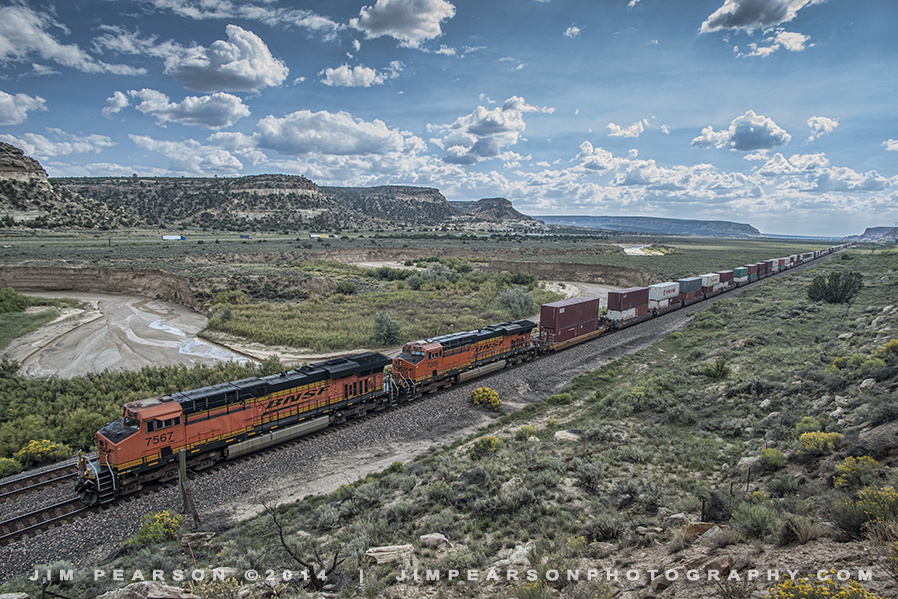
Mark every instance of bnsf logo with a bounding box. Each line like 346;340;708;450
478;338;504;351
264;386;327;413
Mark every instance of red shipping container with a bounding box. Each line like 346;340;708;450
747;264;759;274
607;287;649;312
540;297;599;330
717;270;734;284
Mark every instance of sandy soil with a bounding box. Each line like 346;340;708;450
4;292;249;377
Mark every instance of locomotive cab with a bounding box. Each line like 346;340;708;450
394;341;442;381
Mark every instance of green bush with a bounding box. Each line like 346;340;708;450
335;280;357;295
0;457;23;476
469;436;501;461
515;425;538;441
758;448;786;471
731;502;779;540
703;357;731;380
546;392;572;405
0;287;29;313
14;439;71;468
373;311;401;346
806;271;864;304
497;288;537;319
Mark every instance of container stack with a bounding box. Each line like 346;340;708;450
607;287;650;322
538;297;600;344
648;282;680;311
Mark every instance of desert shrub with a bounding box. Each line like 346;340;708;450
516;425;538;441
794;416;822;435
425;480;453;505
14;439;71;467
704;357;731;380
187;578;244;599
572;459;604;495
798;432;844;455
584;510;624;542
547;392;572;405
767;472;799;498
776;513;825;547
806;271;864;304
731;502;779;540
620;445;649;464
0;457;23;476
128;510;183;545
309;503;341;530
0;287;29;313
705;491;733;522
859;358;887;376
471;387;502;411
335;280;357;295
497;288;537;319
766;575;884;599
758;448;786;471
469;436;501;461
373;311;401;346
562;580;614;599
832;485;898;540
834;456;881;491
582;424;614;443
212;290;249;305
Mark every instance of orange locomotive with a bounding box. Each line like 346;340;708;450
392;319;537;395
75;353;392;505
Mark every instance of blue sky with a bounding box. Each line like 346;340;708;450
0;0;895;236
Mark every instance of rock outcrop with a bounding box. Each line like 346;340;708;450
0;142;49;184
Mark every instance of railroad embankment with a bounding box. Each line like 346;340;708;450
0;266;198;309
484;259;653;287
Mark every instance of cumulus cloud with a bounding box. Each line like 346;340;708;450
319;61;403;87
607;119;649;138
738;29;810;56
350;0;456;49
0;5;144;75
130;134;243;174
102;92;130;118
0;129;115;158
701;0;824;34
430;96;548;165
564;26;580;39
0;90;46;125
165;25;289;92
806;116;838;142
691;110;791;152
128;89;250;129
257;109;424;156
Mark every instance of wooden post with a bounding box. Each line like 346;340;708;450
179;450;201;526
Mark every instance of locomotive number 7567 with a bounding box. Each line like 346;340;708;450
146;432;173;446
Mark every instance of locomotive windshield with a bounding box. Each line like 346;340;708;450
123;416;139;428
398;345;425;365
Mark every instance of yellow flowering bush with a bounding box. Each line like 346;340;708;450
128;510;184;545
471;387;502;411
469;435;501;461
767;574;885;598
14;439;71;468
834;456;880;490
0;457;23;477
516;425;538;441
880;338;898;356
798;431;843;455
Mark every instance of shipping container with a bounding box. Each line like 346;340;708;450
700;273;720;287
539;297;600;330
607;287;649;312
648;282;679;301
607;305;649;321
162;235;186;240
747;264;759;274
539;319;598;344
717;270;735;285
677;277;702;293
733;267;749;278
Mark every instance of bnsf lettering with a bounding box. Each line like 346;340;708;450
477;338;504;351
264;386;327;412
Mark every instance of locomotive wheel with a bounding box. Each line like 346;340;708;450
197;457;214;470
122;481;142;495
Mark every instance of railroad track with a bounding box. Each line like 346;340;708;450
0;498;91;546
0;463;80;503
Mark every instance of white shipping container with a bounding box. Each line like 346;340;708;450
735;276;748;283
608;308;636;321
700;273;720;287
648;282;679;301
649;299;671;310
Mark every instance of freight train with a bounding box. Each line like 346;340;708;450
75;244;850;505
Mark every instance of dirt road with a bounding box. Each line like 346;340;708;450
4;292;248;378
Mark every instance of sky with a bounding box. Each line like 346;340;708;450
0;0;895;237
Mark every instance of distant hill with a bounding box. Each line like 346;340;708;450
537;215;762;238
451;198;540;223
844;227;898;243
0;142;142;229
